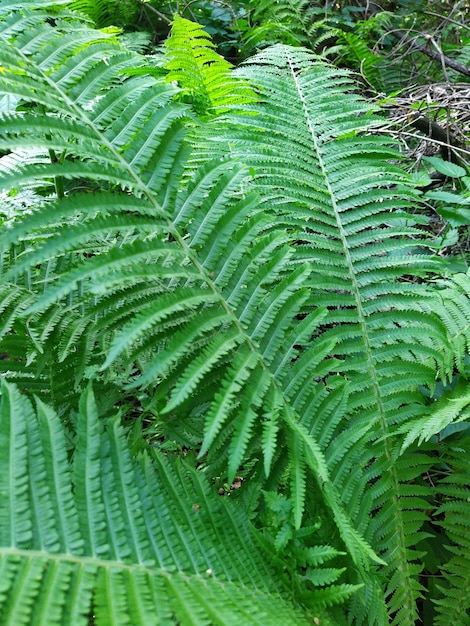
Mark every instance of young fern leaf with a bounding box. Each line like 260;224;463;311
165;14;256;116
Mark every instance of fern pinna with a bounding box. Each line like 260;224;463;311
0;3;470;625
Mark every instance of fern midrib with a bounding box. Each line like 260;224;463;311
286;49;417;615
0;545;160;572
286;51;385;431
0;545;288;600
0;545;250;587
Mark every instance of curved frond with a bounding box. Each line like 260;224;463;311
0;380;324;625
0;5;385;578
192;44;470;623
2;5;470;624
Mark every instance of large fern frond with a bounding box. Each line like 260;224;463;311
0;379;326;625
192;44;470;623
0;2;381;577
2;5;470;624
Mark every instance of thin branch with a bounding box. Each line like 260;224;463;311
424;11;470;35
395;31;470;79
137;1;171;24
388;129;470;161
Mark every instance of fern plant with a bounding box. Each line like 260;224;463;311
0;2;470;625
240;0;338;58
69;0;138;28
191;42;470;623
432;430;470;626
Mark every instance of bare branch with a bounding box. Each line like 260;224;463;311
137;1;171;24
396;31;470;79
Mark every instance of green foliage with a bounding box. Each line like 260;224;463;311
0;380;319;625
164;14;256;115
235;1;398;92
0;3;470;625
69;0;139;28
239;0;337;58
432;432;470;625
194;43;470;623
420;158;470;260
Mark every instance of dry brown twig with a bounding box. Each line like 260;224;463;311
381;83;470;169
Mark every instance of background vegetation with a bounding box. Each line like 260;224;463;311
0;1;469;625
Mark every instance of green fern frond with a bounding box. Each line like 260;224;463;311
431;272;470;373
0;5;382;575
69;0;138;28
336;31;385;91
0;380;324;626
0;281;101;407
164;14;256;116
243;0;332;56
432;435;470;626
191;44;470;622
399;378;470;452
0;0;70;17
332;13;396;93
2;4;470;623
